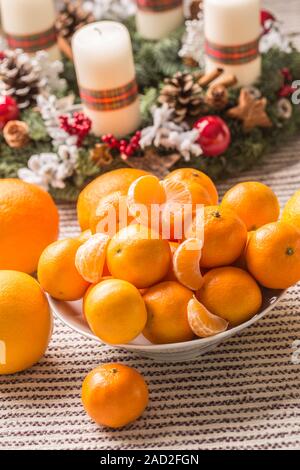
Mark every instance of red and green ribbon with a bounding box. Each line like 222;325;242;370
205;38;260;65
5;26;57;53
137;0;182;13
80;79;139;112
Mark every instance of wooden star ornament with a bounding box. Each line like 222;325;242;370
227;88;273;132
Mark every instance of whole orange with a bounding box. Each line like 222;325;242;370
222;181;280;231
246;221;300;289
184;181;214;206
201;206;247;268
0;179;59;273
77;168;148;230
107;224;171;289
197;267;262;326
0;271;52;375
282;190;300;230
84;279;147;344
165;168;219;205
82;363;149;428
38;239;90;301
143;281;194;344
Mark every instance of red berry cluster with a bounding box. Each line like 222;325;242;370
102;131;141;158
278;68;296;98
59;112;92;147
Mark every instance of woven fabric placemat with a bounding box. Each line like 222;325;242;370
1;139;300;450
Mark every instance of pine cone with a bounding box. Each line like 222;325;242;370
55;0;94;41
3;120;30;148
190;0;203;19
0;50;42;109
205;84;229;110
158;72;204;123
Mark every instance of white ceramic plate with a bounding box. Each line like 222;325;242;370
48;288;286;363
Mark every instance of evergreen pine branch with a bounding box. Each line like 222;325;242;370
2;16;300;202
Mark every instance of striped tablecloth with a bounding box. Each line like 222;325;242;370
1;0;300;451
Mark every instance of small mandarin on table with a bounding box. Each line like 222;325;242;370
82;363;149;428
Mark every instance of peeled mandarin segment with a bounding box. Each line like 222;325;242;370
160;179;193;238
78;229;92;243
93;191;129;236
75;233;110;283
173;238;203;291
127;175;166;219
161;178;192;207
188;297;229;338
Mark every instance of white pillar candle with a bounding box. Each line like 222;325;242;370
72;22;141;138
0;0;60;61
136;1;184;40
204;0;261;86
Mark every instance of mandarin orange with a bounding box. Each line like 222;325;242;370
38;239;90;301
84;279;147;344
246;221;300;289
201;206;247;268
282;190;300;230
222;182;280;231
107;224;171;289
82;363;149;428
143;281;194;344
197;267;262;326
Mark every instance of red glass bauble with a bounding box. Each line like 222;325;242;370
0;96;20;130
193;116;231;157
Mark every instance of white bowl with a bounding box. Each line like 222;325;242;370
48;289;286;363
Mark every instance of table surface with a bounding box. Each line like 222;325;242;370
1;0;300;451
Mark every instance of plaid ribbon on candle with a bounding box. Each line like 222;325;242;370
205;38;260;65
5;26;57;53
137;0;182;12
80;78;139;112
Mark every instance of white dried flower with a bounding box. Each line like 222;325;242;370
37;94;76;148
83;0;136;21
179;12;205;68
32;51;67;94
18;144;79;191
260;25;292;53
140;104;202;161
